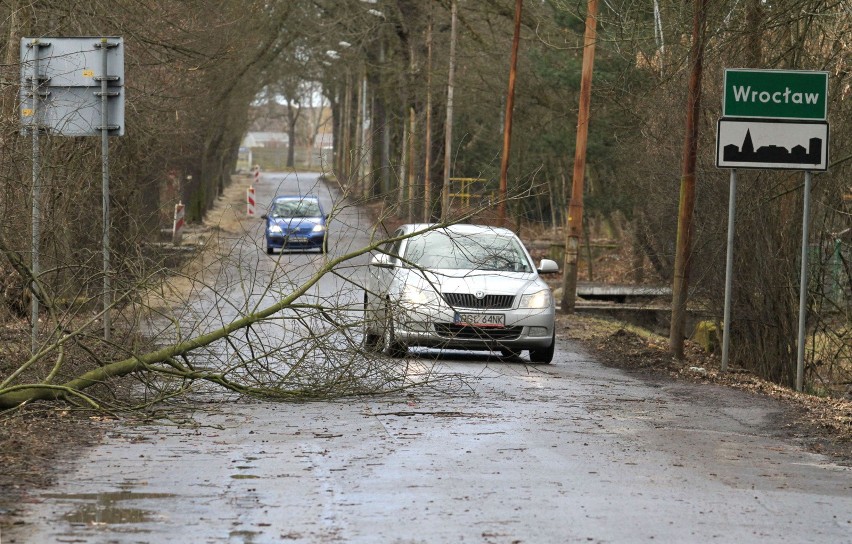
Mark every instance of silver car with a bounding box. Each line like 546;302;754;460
364;223;559;363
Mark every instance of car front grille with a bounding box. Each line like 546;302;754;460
434;323;523;341
442;293;514;310
287;226;313;235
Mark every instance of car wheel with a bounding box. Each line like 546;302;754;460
363;297;382;351
382;305;407;358
266;246;274;255
529;331;555;364
364;329;381;351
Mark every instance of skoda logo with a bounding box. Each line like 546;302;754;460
474;291;486;299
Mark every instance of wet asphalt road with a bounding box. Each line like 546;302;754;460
6;172;852;544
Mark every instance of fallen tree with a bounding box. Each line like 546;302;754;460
0;193;469;411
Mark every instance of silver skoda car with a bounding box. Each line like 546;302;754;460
364;224;559;363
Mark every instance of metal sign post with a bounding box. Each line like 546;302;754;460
96;38;120;341
716;68;828;392
796;171;813;392
20;36;124;345
26;39;49;354
720;168;737;372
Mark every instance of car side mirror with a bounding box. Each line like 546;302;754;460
371;253;395;269
537;258;559;274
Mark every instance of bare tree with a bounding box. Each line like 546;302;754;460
0;182;511;410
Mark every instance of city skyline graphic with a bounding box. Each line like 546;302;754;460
722;129;822;165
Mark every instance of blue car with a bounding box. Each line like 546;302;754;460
262;195;328;254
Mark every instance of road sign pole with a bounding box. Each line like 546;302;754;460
796;170;813;392
29;39;44;354
717;68;828;391
721;168;737;372
100;38;112;341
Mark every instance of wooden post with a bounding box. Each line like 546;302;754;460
670;0;708;358
560;0;598;313
441;0;458;221
498;0;524;227
423;13;433;222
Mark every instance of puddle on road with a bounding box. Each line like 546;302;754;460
40;491;175;526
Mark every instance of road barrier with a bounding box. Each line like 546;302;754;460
254;165;260;185
173;201;185;244
247;186;256;217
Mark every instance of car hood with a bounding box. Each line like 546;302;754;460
268;217;323;228
407;268;546;296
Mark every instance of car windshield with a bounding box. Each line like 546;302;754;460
270;199;321;218
404;230;532;272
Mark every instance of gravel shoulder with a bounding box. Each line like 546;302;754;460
561;313;852;465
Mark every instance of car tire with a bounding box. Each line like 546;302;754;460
364;330;382;351
529;331;555;364
363;297;382;351
266;246;274;255
382;305;407;358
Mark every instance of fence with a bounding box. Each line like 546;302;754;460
249;146;332;172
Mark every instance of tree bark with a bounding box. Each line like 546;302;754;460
669;0;708;358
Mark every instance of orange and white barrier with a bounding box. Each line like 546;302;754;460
253;165;260;184
173;201;185;244
247;186;256;217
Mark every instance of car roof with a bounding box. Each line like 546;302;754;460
399;223;517;237
273;195;319;201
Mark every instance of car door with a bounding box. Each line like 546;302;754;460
367;228;405;315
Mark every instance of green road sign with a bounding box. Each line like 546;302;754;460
723;69;828;121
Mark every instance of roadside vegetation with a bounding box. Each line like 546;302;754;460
0;2;851;411
3;0;852;531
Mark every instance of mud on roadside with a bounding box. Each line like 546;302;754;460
560;313;852;466
0;173;257;532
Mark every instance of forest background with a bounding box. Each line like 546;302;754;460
0;0;851;398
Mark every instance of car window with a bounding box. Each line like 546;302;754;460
377;230;405;265
388;231;405;263
389;239;403;261
270;199;321;218
404;231;532;272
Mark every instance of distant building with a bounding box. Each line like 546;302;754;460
242;132;289;148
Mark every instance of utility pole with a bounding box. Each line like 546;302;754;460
497;0;523;227
360;72;369;200
341;71;352;184
560;0;598;313
669;0;708;358
441;0;458;221
423;12;433;221
406;106;416;222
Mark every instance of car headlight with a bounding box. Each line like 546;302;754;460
267;224;283;234
401;284;441;305
312;224;326;233
519;289;552;309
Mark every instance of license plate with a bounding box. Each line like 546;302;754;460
454;312;505;328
